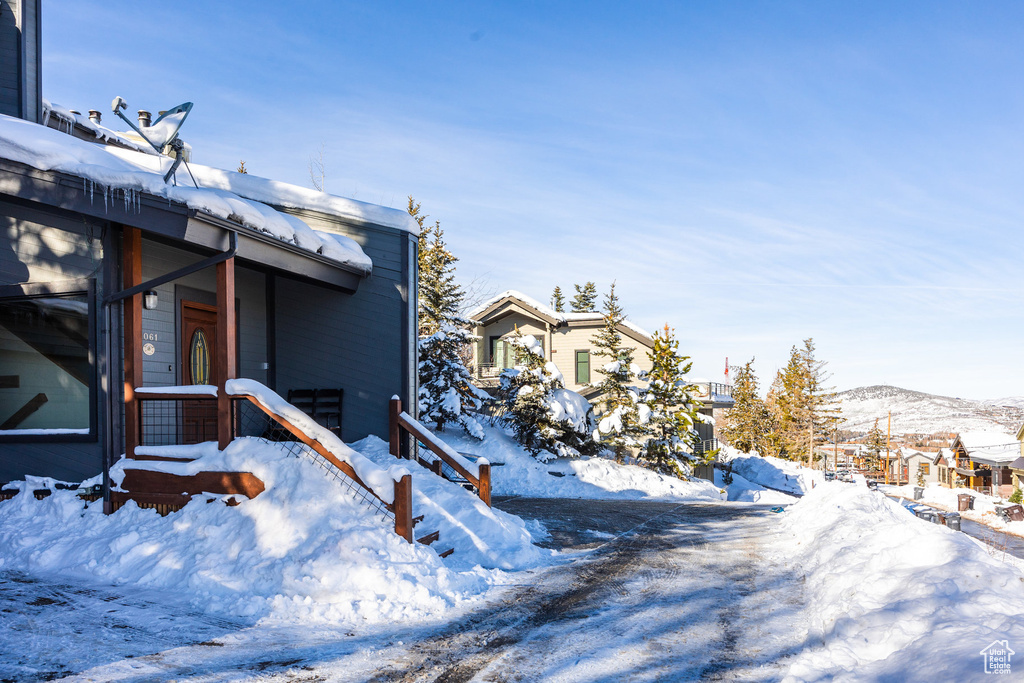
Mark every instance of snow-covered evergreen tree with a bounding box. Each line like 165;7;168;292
417;326;489;438
408;197;488;438
591;284;645;462
638;325;704;476
571;282;598;313
498;331;598;461
551;286;566;313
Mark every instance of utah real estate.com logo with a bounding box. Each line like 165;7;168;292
980;640;1014;675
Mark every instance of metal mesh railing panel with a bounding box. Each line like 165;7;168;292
233;398;394;522
139;397;218;446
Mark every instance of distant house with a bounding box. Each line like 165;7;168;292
468;289;733;452
1009;424;1024;492
902;449;941;486
934;448;954;487
0;43;418;498
947;432;1018;496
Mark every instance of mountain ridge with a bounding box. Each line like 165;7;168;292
836;384;1024;436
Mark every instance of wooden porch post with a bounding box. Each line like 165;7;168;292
478;462;491;507
122;227;143;459
389;397;401;457
217;255;237;449
393;474;413;542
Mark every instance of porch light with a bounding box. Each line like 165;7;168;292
143;290;158;310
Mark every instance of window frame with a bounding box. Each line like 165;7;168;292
0;279;98;443
575;349;590;384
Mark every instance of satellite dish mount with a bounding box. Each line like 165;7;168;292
111;97;194;184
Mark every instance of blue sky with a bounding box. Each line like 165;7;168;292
44;1;1024;399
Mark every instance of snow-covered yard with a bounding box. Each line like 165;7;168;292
2;430;1023;680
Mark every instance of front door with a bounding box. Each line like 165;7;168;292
181;301;218;443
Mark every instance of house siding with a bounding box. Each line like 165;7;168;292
273;210;415;443
139;239;268;388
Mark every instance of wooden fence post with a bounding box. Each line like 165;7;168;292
393;474;413;542
478;462;491;507
389;397;401;458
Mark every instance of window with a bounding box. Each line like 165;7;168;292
491;335;543;369
490;337;514;369
0;285;94;439
575;350;590;384
919;463;930;476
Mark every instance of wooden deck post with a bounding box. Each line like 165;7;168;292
389;397;401;457
122;226;143;459
393;474;413;542
216;255;237;450
478;462;491;507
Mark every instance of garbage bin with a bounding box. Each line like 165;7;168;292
1006;504;1024;522
913;487;924;501
958;494;975;512
943;512;962;531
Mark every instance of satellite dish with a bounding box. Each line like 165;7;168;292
109;97;194;184
109;97;192;154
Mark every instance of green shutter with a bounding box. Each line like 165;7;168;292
576;350;590;384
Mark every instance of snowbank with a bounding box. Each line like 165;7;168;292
353;436;547;570
725;450;823;496
772;483;1024;681
714;468;796;504
0;438;547;627
430;424;725;502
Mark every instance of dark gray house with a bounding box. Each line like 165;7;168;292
0;24;418;492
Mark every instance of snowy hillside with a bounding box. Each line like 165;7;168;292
837;385;1024;435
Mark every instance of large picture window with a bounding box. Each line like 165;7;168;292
0;286;94;437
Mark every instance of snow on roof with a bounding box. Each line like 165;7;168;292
956;430;1019;463
0;113;421;273
471;289;653;340
42;100;154;154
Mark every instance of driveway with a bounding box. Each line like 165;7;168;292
0;499;805;682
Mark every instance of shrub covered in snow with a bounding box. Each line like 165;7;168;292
498;332;598;461
418;324;490;439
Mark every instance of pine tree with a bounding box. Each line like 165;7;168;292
571;282;598;312
237;161;248;174
591;284;645;462
638;325;704;476
550;286;566;313
719;358;778;456
865;419;886;474
408;197;488;438
408;197;463;335
417;327;489;439
766;338;841;466
498;331;598;461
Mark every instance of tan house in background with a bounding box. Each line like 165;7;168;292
468;290;734;453
468;290;655;397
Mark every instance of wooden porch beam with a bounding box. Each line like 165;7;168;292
122;226;143;458
217;256;237;449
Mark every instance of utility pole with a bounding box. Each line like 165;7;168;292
884;410;892;485
833;428;839;474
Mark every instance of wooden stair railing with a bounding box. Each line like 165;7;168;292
239;394;415;542
389;397;491;507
